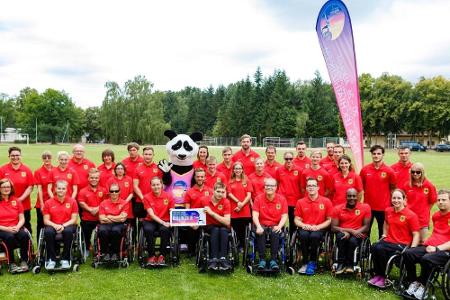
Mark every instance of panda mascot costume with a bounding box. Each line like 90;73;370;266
158;130;203;207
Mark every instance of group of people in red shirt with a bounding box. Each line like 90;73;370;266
0;135;449;297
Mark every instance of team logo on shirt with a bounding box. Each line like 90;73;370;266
204;191;210;196
276;203;281;210
124;182;129;187
163;199;169;205
317;175;323;181
21;171;26;177
84;165;88;170
381;172;387;178
11;200;16;206
67;174;72;179
250;157;255;162
400;215;406;222
305;164;310;169
293;171;299;176
217;178;222;183
153;168;158;173
355;209;360;216
348;179;353;185
118;204;123;210
319;203;325;210
218;204;223;210
98;192;103;197
66;203;71;209
424;188;429;195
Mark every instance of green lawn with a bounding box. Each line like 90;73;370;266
0;143;449;300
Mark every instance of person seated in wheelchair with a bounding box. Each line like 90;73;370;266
331;188;371;275
0;178;31;273
142;177;174;266
42;180;79;270
368;189;420;289
97;183;129;263
294;177;332;275
252;178;288;272
402;189;450;299
202;181;232;271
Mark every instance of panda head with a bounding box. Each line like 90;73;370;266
164;130;203;166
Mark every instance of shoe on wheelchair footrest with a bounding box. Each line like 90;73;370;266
269;260;279;271
219;258;232;271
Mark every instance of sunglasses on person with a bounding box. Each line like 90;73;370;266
109;190;120;193
284;157;293;161
411;170;422;175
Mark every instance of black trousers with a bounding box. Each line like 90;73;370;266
36;208;44;239
142;221;171;256
81;220;99;250
336;232;361;265
0;228;30;263
370;210;385;239
206;225;229;259
371;240;406;276
231;217;251;249
403;246;450;284
24;209;32;235
44;225;75;261
256;226;281;261
298;229;325;263
98;223;126;254
288;206;296;237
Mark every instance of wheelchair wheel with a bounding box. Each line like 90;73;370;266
171;228;180;266
137;227;146;267
243;224;251;267
34;229;46;269
76;228;87;264
442;259;450;300
198;237;209;273
32;265;41;274
230;229;239;267
126;226;135;263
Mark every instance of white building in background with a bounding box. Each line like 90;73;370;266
0;128;29;143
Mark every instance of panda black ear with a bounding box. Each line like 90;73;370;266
164;130;177;140
190;132;203;142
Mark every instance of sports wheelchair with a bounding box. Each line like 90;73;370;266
137;225;180;268
91;223;134;269
288;229;333;275
330;235;371;279
196;227;239;273
32;226;86;274
0;229;34;274
243;224;290;275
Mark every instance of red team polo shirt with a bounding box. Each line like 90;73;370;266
300;167;332;197
248;172;272;199
293;156;311;172
217;162;233;182
143;191;174;222
0;196;24;227
424;211;450;247
99;198;129;217
43;196;78;224
202;197;231;226
34;165;53;209
205;171;227;189
360;163;397;211
275;166;302;207
330;171;363;207
294;195;333;225
121;155;144;179
193;160;207;170
253;193;288;227
106;176;134;218
401;180;437;227
185;185;213;209
49;167;79;198
68;158;95;190
98;163;116;188
227;179;253;218
0;163;34;210
391;161;412;188
232;149;260;175
78;185;107;221
320;155;334;169
331;202;371;230
384;207;420;245
264;161;282;179
133;162;163;199
325;163;340;177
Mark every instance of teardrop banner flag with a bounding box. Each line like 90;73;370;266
316;0;364;171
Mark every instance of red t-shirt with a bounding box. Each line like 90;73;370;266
264;161;282;179
143;191;174;222
0;163;34;210
98;163;116;188
78;185;107;221
133;162;163;198
275;166;302;207
293;156;311;172
330;171;363;207
360;163;397;211
193;160;207;170
232;149;260;175
217;162;233;182
43;196;78;224
121;155;144;179
49;166;79;197
99;198;129;217
391;161;412;188
202;197;231;226
253;193;288;226
34;165;53;208
300;167;332;197
401;180;437;227
227;179;253;218
294;195;333;225
385;207;420;245
0;196;24;227
325;163;340;177
425;211;450;247
185;185;213;209
68;158;96;190
106;176;134;218
248;171;272;199
205;171;227;189
320;155;334;169
331;202;371;230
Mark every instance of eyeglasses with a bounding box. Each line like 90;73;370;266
109;190;120;193
265;185;276;188
42;155;52;159
284;158;293;161
411;170;422;175
306;185;318;188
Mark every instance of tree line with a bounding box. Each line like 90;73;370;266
0;69;449;144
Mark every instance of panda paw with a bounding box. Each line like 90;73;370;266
158;160;173;173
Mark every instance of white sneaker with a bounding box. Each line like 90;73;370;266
406;281;420;295
46;260;56;270
413;284;426;300
60;260;70;269
298;264;307;274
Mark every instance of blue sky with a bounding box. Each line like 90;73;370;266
1;0;449;108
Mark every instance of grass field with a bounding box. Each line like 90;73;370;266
0;143;449;300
